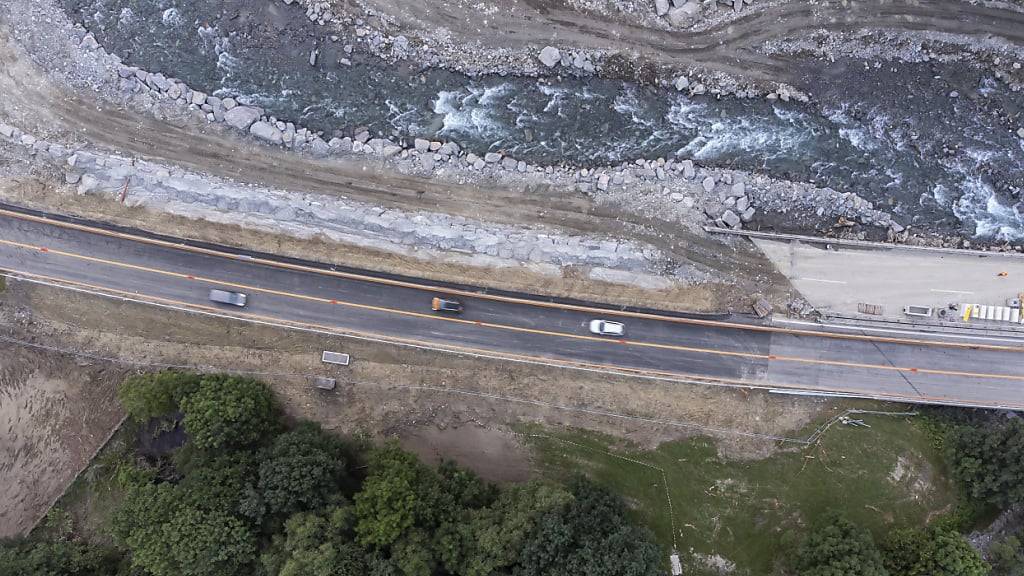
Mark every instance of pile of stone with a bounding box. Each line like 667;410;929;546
536;46;598;73
654;0;702;27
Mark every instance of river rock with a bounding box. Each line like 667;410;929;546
0;124;13;139
597;174;610;191
224;106;261;130
1017;127;1024;138
673;76;690;91
722;210;741;228
147;73;170;92
191;90;207;106
222;97;237;110
414;138;430;152
702;176;716;193
740;207;756;222
728;182;746;198
250;121;284;144
667;5;697;26
429;141;442;151
655;0;670;15
538;46;561;68
484;152;502;163
80;33;99;51
310;138;330;157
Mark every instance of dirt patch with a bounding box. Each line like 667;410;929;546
400;425;533;483
0;333;126;538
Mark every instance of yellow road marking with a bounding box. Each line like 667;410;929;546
3;246;1024;384
7;268;1022;409
3;207;1021;352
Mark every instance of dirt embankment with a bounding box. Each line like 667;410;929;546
311;0;1024;86
0;314;127;538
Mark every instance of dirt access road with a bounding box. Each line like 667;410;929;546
355;0;1024;82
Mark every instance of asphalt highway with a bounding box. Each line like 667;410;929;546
1;207;1022;409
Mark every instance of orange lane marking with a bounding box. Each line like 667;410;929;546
7;268;1023;409
3;208;1021;353
4;265;1024;386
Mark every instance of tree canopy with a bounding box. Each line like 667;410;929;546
179;374;277;450
947;418;1024;506
793;512;890;576
117;370;201;422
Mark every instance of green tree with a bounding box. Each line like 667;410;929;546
162;507;257;576
947;419;1024;506
117;371;201;422
391;529;437;576
793;512;889;576
354;443;450;548
514;476;661;576
112;466;257;576
0;540;123;576
437;481;570;576
261;506;367;576
990;533;1024;576
437;460;498;509
258;423;350;517
179;374;277;450
914;529;988;576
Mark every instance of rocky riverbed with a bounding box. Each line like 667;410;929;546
54;0;1024;241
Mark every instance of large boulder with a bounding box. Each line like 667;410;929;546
224;106;262;130
250;121;283;144
668;2;700;25
538;46;561;68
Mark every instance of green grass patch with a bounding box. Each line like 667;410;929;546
523;412;959;576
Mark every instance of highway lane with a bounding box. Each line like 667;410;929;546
1;210;1023;408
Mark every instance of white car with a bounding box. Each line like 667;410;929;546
209;289;248;307
589;319;625;336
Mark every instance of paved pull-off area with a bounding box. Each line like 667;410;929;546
755;238;1024;319
1;207;1022;409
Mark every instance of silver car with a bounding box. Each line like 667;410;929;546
589;319;625;336
209;289;247;307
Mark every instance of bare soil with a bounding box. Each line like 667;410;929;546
342;0;1024;82
0;320;127;538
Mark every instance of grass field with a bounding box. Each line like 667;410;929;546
523;411;959;576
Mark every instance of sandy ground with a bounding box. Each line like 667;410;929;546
0;272;845;533
338;0;1024;82
0;327;127;538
